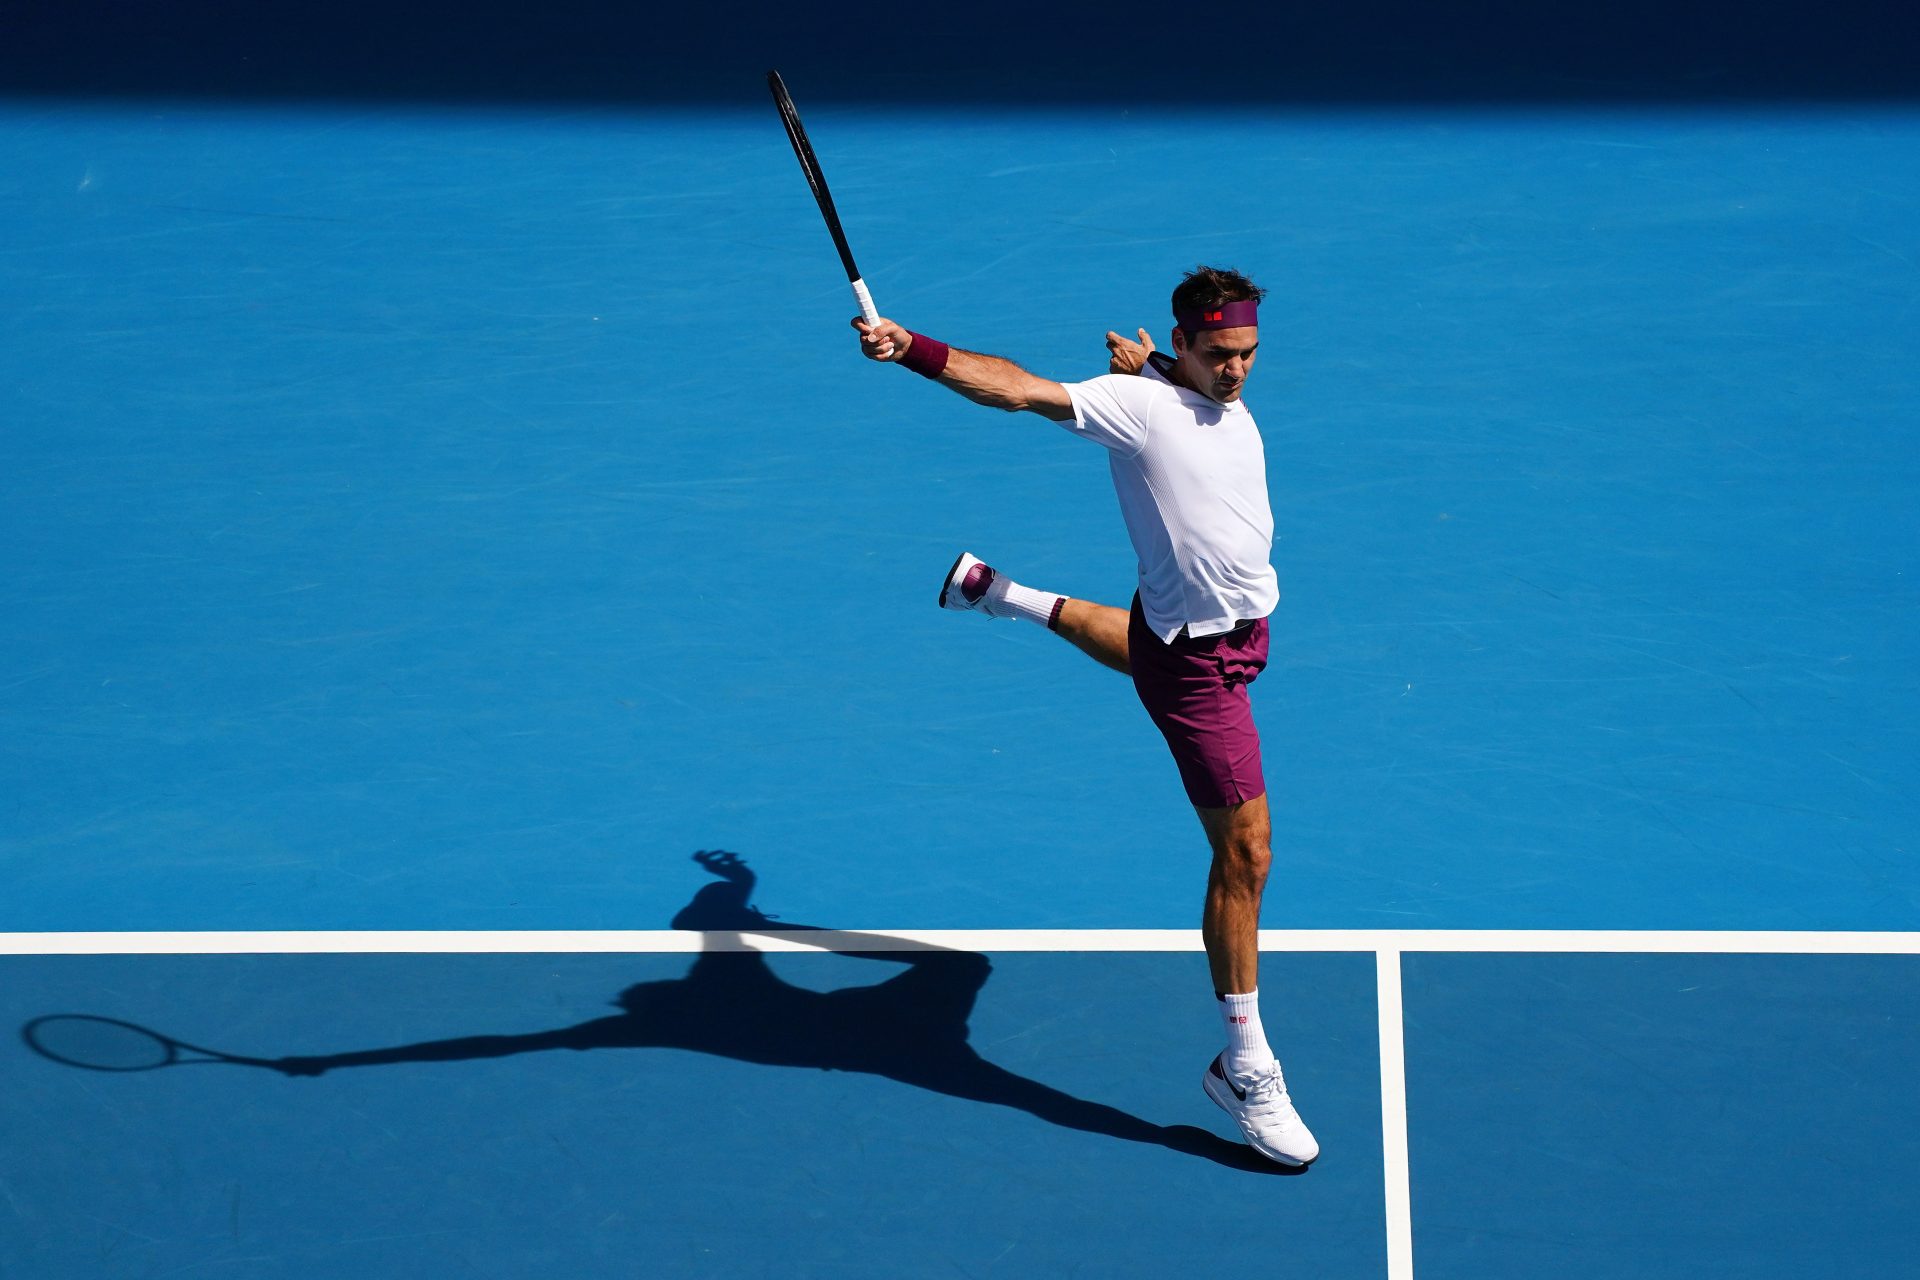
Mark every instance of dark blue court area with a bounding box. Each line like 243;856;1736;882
3;0;1917;1275
1403;952;1920;1279
4;949;1390;1278
7;945;1917;1277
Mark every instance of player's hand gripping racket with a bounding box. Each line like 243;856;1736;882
767;70;880;325
24;1014;288;1073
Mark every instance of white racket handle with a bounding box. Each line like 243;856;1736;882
850;278;879;325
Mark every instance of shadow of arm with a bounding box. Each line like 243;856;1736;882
276;1018;625;1076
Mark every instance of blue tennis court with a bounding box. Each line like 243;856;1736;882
4;2;1917;1275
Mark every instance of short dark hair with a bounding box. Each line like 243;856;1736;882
1171;266;1267;323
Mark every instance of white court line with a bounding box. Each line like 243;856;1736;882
1;928;1916;955
1376;949;1414;1280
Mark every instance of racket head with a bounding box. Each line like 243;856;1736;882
23;1015;182;1071
766;68;866;286
766;71;819;192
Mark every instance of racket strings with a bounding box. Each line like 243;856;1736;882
25;1016;176;1071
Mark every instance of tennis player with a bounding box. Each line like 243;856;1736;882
852;266;1317;1166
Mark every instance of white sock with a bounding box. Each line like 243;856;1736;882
985;575;1063;628
1218;990;1277;1079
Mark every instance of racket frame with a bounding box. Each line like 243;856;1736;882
767;70;880;324
23;1013;272;1072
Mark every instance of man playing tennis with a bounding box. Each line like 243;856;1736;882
852;266;1317;1167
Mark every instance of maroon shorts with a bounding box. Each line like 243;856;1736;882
1127;596;1270;809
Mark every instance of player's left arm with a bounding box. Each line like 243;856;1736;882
1105;327;1155;375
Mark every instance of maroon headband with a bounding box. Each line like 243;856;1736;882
1175;300;1259;332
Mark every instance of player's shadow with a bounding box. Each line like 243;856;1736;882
272;850;1298;1174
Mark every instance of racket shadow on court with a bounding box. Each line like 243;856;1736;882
20;850;1297;1175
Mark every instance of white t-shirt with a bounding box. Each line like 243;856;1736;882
1062;357;1279;643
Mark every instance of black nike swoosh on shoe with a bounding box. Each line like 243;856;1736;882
1210;1056;1248;1101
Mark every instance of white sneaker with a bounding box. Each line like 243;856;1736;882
1204;1053;1320;1166
938;551;1001;614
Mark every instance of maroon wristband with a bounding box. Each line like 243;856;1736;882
898;332;951;379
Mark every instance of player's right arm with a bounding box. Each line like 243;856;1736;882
853;317;1075;422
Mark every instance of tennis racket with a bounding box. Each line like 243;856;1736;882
767;70;880;325
23;1014;283;1073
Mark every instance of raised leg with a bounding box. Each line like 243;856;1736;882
1052;598;1132;675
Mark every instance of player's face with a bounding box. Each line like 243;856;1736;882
1172;326;1259;403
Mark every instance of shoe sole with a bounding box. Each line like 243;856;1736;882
1204;1069;1317;1167
936;551;971;610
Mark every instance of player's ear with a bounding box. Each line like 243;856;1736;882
1170;327;1189;357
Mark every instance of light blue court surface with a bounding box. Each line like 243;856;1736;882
2;78;1917;1280
4;103;1915;933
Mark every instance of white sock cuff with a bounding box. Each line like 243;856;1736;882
988;577;1064;628
1218;989;1275;1072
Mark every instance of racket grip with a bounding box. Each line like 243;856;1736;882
850;278;880;325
